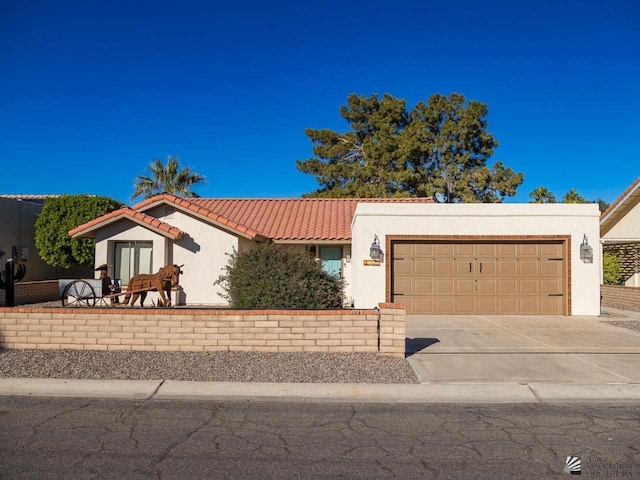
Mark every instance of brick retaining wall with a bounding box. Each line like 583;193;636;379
0;281;59;307
601;285;640;312
0;303;406;357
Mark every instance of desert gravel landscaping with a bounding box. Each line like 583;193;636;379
0;349;419;384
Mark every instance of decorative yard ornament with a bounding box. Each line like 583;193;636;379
121;264;183;307
0;259;26;307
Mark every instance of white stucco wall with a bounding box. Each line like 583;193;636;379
153;207;242;305
94;209;244;305
351;203;601;316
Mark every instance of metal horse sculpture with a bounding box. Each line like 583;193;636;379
122;264;183;307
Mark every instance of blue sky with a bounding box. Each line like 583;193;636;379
1;0;638;205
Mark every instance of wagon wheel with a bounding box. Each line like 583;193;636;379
61;280;97;307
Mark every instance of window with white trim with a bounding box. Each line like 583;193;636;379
114;241;153;286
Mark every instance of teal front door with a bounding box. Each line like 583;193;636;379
320;246;342;277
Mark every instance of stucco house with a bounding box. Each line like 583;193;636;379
0;195;91;281
70;194;601;315
600;176;640;287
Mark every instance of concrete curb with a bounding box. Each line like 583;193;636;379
1;378;639;403
0;378;162;400
530;383;640;403
154;381;537;403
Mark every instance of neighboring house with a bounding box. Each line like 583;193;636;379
70;194;601;315
600;176;640;287
0;195;91;281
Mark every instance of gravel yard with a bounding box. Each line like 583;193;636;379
602;320;640;333
0;349;419;384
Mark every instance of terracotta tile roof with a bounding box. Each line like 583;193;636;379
68;206;186;240
189;197;434;241
600;176;640;236
72;194;433;242
133;194;262;240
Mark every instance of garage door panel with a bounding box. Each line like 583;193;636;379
414;259;433;275
518;244;539;257
520;279;540;295
394;259;413;275
498;259;517;275
414;279;434;294
497;244;518;257
540;297;563;315
541;279;563;294
477;244;498;256
392;241;565;315
477;279;497;295
435;260;454;275
455;297;475;313
540;243;563;257
394;243;414;256
456;279;475;294
410;297;432;314
435;244;454;256
478;259;497;275
498;279;517;295
540;260;563;276
456;244;474;256
497;298;518;314
435;279;454;295
456;259;474;275
393;278;413;294
413;243;434;256
434;297;455;314
519;260;539;275
519;298;539;314
477;298;497;313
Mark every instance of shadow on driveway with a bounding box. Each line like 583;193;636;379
405;338;440;357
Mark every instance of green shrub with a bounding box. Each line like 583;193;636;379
603;252;622;285
35;194;122;267
215;243;345;309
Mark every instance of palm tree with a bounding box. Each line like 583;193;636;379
131;155;206;200
562;188;587;204
528;186;557;203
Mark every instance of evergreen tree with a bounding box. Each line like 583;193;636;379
297;93;524;202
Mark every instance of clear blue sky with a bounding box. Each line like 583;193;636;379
1;0;638;205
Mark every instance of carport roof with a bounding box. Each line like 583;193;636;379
601;176;640;236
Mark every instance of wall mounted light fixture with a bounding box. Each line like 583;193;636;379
370;234;383;260
580;234;593;263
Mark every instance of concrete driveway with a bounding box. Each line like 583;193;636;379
406;311;640;384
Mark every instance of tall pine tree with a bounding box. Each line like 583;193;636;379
297;93;524;202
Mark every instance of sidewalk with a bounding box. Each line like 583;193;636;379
1;378;640;404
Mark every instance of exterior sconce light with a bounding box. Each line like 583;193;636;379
580;234;593;263
370;234;383;260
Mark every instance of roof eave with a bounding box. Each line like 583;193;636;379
69;214;184;240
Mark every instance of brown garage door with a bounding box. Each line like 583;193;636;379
392;241;566;315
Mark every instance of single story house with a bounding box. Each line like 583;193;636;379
600;176;640;287
70;194;601;315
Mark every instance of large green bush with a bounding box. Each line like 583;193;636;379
35;195;122;267
602;252;622;285
215;243;345;309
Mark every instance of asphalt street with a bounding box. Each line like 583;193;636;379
0;397;638;479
